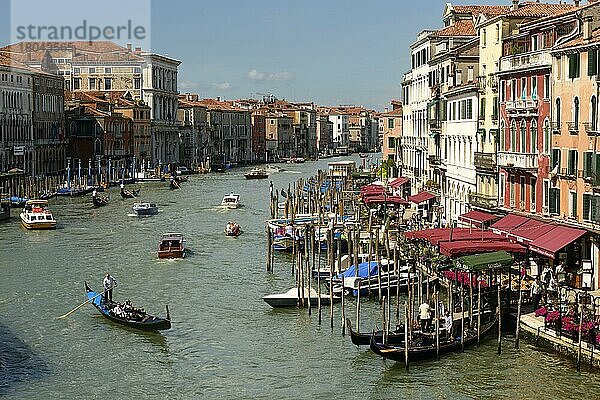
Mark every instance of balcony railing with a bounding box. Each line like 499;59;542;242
551;122;561;134
583;122;599;136
567;121;579;134
469;192;498;210
497;151;538;170
505;99;539;116
500;51;552;73
474;152;497;171
428;154;441;166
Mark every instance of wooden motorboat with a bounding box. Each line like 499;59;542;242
19;200;57;229
244;168;269;180
132;202;158;216
120;185;140;198
84;282;171;331
262;287;340;308
219;193;241;209
92;191;110;207
369;316;497;363
158;233;186;259
225;222;242;237
346;318;406;346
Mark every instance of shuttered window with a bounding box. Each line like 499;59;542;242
584;152;593;178
568;149;578;176
569;53;580;79
549;187;560;214
571;192;577;218
583;194;591;220
589;50;598;76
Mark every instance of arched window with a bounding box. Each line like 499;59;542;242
591;95;597;130
520;120;527;153
510;120;517;152
556;98;561;125
543;119;551;153
574;96;580;126
499;120;505;151
531;119;538;154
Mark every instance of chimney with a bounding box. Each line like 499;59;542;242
126;43;132;52
511;0;519;11
216;96;221;102
134;47;141;52
584;17;592;40
574;0;580;6
384;107;389;113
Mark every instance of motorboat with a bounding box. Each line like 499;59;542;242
265;165;284;173
0;196;10;221
225;221;242;237
132;202;159;216
262;287;341;308
158;233;186;259
244;168;269;180
19;200;57;229
219;193;241;209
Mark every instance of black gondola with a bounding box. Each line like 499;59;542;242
120;187;140;198
169;179;181;190
369;316;497;363
84;282;171;331
346;318;405;346
92;193;110;207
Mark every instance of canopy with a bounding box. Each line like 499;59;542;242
506;219;557;242
363;195;410;207
440;240;526;257
490;214;529;235
529;226;587;258
389;177;409;189
337;261;378;279
456;251;514;271
408;191;436;204
404;228;505;245
458;210;498;227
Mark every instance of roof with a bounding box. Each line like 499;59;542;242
432;20;476;37
380;108;403;117
441;241;525;258
389;177;409;189
506;219;557;242
1;41;145;63
363;195;410;207
404;228;506;245
452;5;510;18
490;214;529;234
458;210;498;226
529;226;587;258
455;251;514;271
505;2;578;18
408;191;436;204
0;51;51;74
555;28;600;50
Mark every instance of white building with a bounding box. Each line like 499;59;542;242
328;112;349;151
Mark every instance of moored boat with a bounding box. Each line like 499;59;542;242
0;197;10;221
84;282;171;331
262;287;340;308
158;233;186;259
132;202;159;216
346;318;406;346
244;168;269;180
19;200;57;230
219;193;241;209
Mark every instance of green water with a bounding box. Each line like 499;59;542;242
1;155;599;399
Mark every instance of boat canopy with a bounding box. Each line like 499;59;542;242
455;251;514;271
337;261;378;279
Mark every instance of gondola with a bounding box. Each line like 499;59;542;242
369;316;497;363
169;179;181;190
346;318;405;346
120;187;140;198
92;192;110;207
84;282;171;331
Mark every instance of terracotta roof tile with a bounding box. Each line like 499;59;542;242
555;27;600;50
381;108;403;117
452;5;510;17
433;20;476;37
0;41;145;63
505;2;578;18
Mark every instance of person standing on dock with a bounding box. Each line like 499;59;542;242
419;301;431;332
103;273;117;304
531;277;542;311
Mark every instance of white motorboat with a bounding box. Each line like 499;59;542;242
262;287;340;308
244;168;269;180
219;192;241;209
19;200;57;230
265;165;284;173
132;202;159;216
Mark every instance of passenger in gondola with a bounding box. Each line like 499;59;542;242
419;301;431;332
103;273;117;304
443;311;453;339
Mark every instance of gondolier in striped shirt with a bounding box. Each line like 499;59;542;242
103;273;117;304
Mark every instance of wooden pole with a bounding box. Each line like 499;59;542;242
497;281;502;355
404;301;409;371
435;292;440;361
461;283;465;353
395;247;400;325
469;272;474;328
515;272;523;349
376;227;382;301
577;298;584;372
329;229;334;331
341;266;346;336
317;224;322;324
307;227;312;314
266;226;272;272
477;279;481;346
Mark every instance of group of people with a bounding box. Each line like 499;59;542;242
225;221;241;236
530;264;563;310
418;301;454;337
102;273;147;321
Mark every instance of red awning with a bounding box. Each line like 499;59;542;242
529;226;587;258
439;240;527;257
404;228;505;245
458;210;498;226
408;191;436;204
490;214;529;235
360;184;385;194
389;177;409;189
364;195;410;207
507;219;557;242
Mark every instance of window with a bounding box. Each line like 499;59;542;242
571;191;578;218
592;96;598;130
549;187;560;214
544;75;550;99
568;53;580;79
543;180;549;209
105;67;112;74
511;79;516;101
500;120;505;150
73;78;81;90
583;151;594;178
520;120;526;153
88;78;96;90
583;194;600;222
495;24;500;43
466;99;473;119
510;175;515;206
492;96;498;120
521;77;527;99
531;119;537;153
388;137;395;149
499;173;505;204
556;98;561;125
134;67;141;74
388;118;394;129
531;178;537;210
105;78;112;90
482;29;487;47
531;76;537;99
574;97;580;126
501;80;506;102
134;77;141;90
568;149;578;176
520;177;526;204
532;35;539;52
510;120;517;152
588;49;598;76
73;67;80;75
551;148;561;170
89;67;96;74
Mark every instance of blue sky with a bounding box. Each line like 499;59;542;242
1;0;510;110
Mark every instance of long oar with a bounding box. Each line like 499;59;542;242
58;288;109;319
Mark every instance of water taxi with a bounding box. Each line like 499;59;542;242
219;193;241;209
132;202;159;216
158;233;186;259
20;200;57;229
244;168;269;180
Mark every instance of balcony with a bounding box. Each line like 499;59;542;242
583;122;599;136
469;192;498;210
505;99;539;117
551;122;561;134
497;151;538;170
500;51;552;73
428;154;441;166
474;152;497;171
567;121;579;134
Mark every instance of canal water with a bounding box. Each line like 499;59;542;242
1;155;599;399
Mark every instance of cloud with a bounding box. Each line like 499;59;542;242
179;80;199;91
211;82;232;90
247;69;293;81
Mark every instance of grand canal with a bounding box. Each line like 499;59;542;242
1;155;599;399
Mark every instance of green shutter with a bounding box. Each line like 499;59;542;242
576;53;581;78
569;55;576;78
556;188;561;214
549;188;557;214
589;50;598;76
583;194;591;220
584;152;593;178
595;154;600;185
593;196;600;222
572;192;577;218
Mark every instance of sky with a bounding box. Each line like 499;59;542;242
0;0;538;110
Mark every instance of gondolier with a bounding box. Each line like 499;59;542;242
103;273;117;303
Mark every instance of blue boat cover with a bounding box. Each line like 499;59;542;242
337;261;378;279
